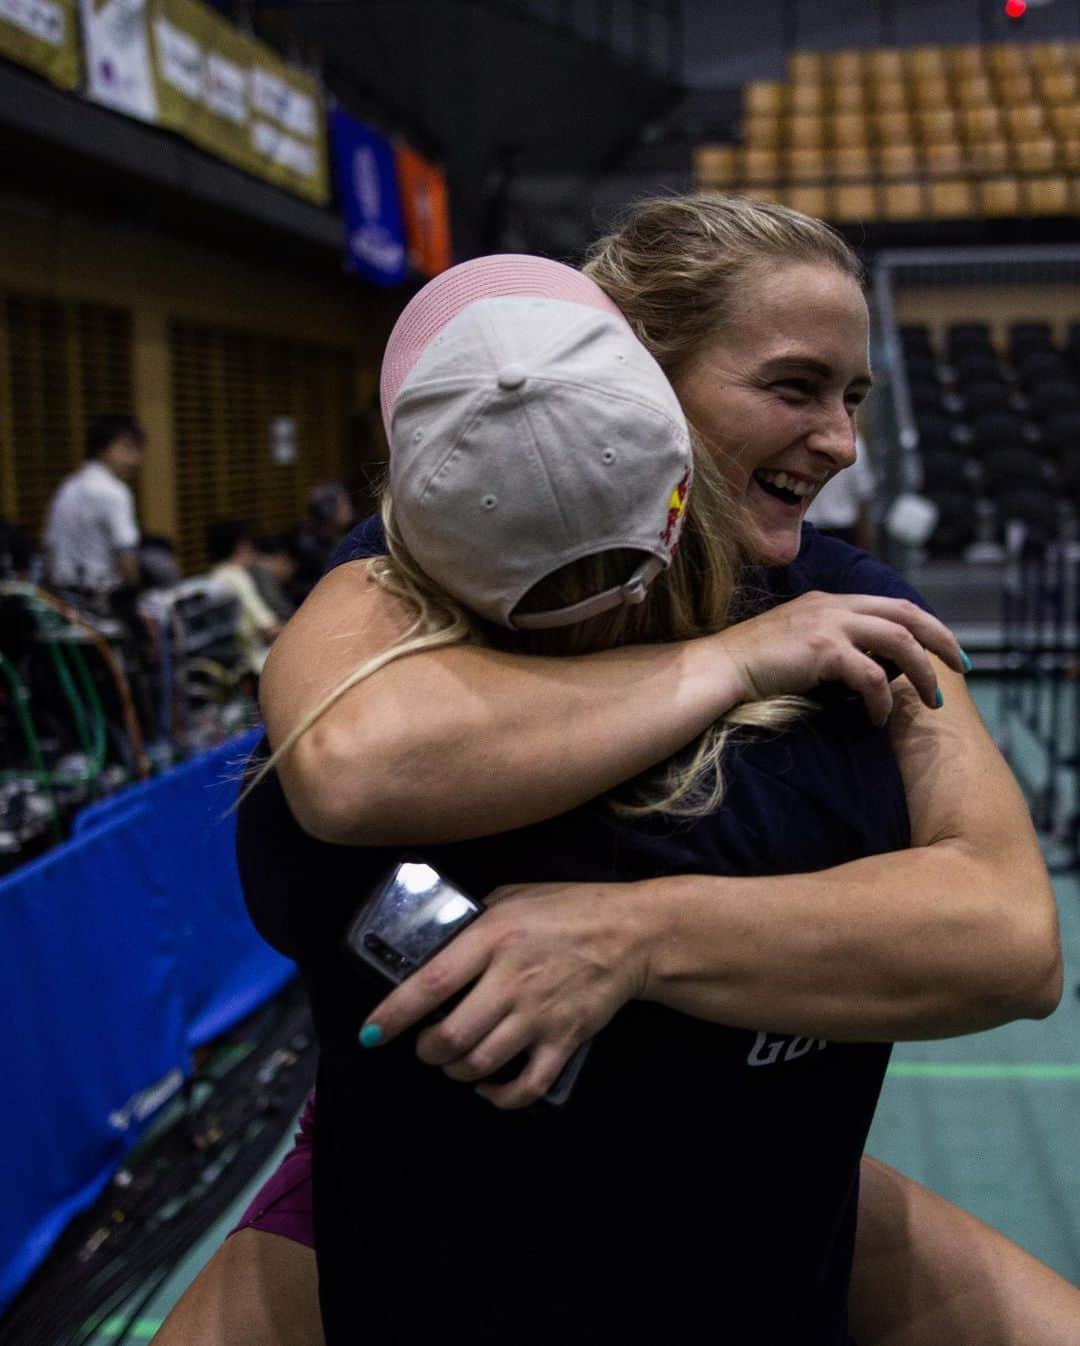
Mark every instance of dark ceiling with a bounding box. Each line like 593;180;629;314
253;0;680;254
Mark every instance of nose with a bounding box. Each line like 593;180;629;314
805;399;857;471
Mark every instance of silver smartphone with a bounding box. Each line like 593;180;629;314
344;860;590;1106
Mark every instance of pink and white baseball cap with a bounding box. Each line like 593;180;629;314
383;254;693;630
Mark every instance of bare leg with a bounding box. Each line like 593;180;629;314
152;1230;324;1346
851;1155;1080;1346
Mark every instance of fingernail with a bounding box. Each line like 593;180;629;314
934;688;944;709
359;1024;383;1048
960;649;973;673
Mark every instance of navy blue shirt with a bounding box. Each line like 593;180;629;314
237;522;929;1346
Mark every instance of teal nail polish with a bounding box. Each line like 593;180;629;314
359;1024;383;1048
959;650;973;673
934;688;944;709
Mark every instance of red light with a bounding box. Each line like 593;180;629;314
1005;0;1027;17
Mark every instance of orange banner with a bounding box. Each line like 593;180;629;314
394;144;452;277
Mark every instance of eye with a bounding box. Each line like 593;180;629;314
774;379;815;401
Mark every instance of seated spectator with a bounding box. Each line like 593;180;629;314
205;520;282;677
252;534;298;623
138;533;181;589
289;482;356;604
43;413;144;596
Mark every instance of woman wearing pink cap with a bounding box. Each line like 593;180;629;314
158;197;1073;1345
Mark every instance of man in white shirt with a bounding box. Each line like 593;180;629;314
43;415;144;592
804;432;877;552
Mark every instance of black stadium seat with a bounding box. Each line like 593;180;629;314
953;351;1005;385
919;448;971;491
926;489;977;556
1056;447;1080;501
971;412;1025;452
993;487;1060;546
909;379;946;414
1028;380;1080;420
903;352;939;382
1008;321;1054;359
960;379;1012;415
947;322;992;353
980;446;1047;495
1017;350;1070;387
1042;411;1080;458
915;414;956;451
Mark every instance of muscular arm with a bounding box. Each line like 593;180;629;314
631;660;1062;1041
371;663;1061;1105
261;563;958;846
261;560;746;844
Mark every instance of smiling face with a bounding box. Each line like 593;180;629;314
672;260;872;567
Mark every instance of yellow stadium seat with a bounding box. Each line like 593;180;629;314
987;45;1029;77
745;116;782;149
789;52;823;82
829;81;866;113
879;142;921;178
833;145;873;180
1005;104;1047;140
785;184;830;217
924;142;966;176
826;50;864;82
873;111;914;145
916;109;958;144
955;74;994;107
790;82;825;115
871;80;907;111
880;181;926;220
831;183;878;221
1038;71;1077;104
960;106;1002;141
1024;176;1070;214
999;73;1036;105
1061;137;1080;172
1050;105;1080;137
746;82;785;117
867;49;904;80
913;76;951;109
1013;138;1058;173
948;45;986;77
695;145;737;186
928;178;976;218
789;116;826;149
786;147;828;183
907;46;946;79
742;147;782;184
1030;42;1069;75
829;113;869;146
741;184;784;204
979;177;1022;216
969;138;1011;173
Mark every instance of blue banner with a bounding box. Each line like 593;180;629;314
1;731;295;1311
329;106;408;286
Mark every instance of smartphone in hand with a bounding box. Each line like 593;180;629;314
343;860;589;1106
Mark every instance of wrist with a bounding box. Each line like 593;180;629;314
622;877;676;1003
686;632;752;717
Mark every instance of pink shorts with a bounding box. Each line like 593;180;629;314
230;1091;316;1248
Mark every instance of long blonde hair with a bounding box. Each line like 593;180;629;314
248;194;861;818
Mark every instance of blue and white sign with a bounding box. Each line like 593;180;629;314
329;107;407;286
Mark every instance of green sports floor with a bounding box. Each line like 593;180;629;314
85;678;1080;1341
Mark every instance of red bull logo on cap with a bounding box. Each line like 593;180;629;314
660;468;691;551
